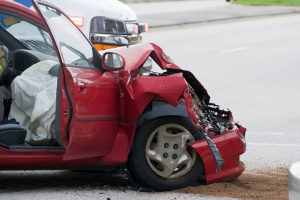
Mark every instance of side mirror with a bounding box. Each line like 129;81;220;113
102;52;125;71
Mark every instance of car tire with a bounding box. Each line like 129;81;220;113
128;116;204;191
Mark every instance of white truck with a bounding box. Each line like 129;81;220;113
46;0;148;51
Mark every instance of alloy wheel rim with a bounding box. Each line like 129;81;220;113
145;123;196;179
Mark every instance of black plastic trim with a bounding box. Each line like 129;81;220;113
136;100;189;128
0;142;64;151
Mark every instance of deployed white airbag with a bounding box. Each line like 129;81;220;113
9;60;58;145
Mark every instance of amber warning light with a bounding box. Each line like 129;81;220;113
70;16;84;27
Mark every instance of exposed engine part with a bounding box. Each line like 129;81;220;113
187;84;233;136
187;84;205;117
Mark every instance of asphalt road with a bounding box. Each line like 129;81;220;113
130;0;300;28
143;14;300;170
1;14;300;199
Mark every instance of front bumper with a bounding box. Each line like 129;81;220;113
190;125;246;184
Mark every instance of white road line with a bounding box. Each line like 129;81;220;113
251;132;286;135
249;142;300;147
221;46;249;54
269;132;286;135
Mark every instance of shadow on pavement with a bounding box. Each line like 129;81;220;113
0;170;137;193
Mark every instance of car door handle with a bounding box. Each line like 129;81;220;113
78;81;86;93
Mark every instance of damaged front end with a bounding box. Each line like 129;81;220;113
149;68;247;184
102;43;246;184
182;78;246;183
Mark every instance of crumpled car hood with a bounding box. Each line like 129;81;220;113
102;43;210;103
101;43;179;72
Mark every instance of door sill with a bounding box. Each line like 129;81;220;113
0;143;64;151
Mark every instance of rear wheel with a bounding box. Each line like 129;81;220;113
128;116;204;191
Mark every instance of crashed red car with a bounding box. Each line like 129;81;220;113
0;0;246;191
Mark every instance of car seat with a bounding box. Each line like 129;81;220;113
0;124;26;146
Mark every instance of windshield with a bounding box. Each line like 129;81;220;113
38;3;94;68
1;15;56;56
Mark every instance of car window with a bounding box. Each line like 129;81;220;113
0;14;56;56
38;4;95;68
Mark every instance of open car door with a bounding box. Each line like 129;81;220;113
32;0;120;160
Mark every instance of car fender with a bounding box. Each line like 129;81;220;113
100;72;190;164
126;73;188;114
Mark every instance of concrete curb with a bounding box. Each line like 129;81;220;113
128;1;300;29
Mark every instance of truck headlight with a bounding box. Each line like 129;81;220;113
91;16;126;35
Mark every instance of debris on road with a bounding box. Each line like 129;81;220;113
177;168;288;200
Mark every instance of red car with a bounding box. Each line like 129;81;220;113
0;0;246;191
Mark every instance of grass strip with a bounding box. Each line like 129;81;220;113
233;0;300;6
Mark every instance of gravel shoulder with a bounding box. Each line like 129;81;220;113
177;168;288;200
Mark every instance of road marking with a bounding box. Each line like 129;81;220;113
269;132;286;135
249;142;300;147
251;132;286;135
221;46;249;54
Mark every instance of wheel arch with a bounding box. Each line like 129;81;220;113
136;100;189;129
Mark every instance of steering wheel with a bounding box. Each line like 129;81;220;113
0;49;40;90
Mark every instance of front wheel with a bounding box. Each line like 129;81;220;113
128;116;204;191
